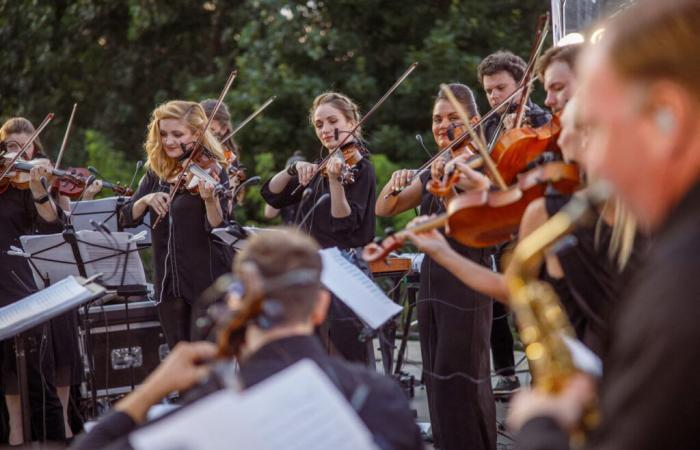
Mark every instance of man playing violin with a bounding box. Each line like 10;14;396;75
70;229;422;450
478;50;551;142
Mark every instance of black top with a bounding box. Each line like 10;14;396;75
261;157;376;249
483;100;551;145
543;192;647;357
0;184;64;307
119;169;233;304
70;335;423;450
517;182;700;450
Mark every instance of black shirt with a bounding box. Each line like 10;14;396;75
261;157;376;249
0;185;64;307
517;182;700;450
71;335;423;450
119;170;233;304
483;100;551;145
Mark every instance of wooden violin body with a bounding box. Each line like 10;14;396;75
363;161;582;262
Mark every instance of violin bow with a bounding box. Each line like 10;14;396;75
220;95;276;144
0;113;54;180
291;61;419;195
55;103;78;171
513;13;550;129
441;84;507;190
152;69;237;229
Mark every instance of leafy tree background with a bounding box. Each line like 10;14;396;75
1;0;547;234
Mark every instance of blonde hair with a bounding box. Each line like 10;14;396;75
309;92;362;138
0;117;45;156
144;100;228;180
596;199;637;271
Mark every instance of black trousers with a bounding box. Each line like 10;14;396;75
490;301;515;377
156;298;205;350
0;329;65;443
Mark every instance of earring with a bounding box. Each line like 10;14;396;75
655;108;676;134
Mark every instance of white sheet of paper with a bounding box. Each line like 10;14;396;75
320;247;402;330
19;230;146;288
69;197;120;232
0;276;103;340
562;334;603;377
130;360;378;450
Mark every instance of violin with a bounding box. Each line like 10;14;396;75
172;142;233;199
362;160;582;261
319;140;364;185
51;167;134;198
0;154;82;194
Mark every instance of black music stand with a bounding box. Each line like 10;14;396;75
0;276;105;444
18;227;148;416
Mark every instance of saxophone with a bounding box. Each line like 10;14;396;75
504;184;609;434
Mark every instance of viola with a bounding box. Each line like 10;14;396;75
362;160;582;262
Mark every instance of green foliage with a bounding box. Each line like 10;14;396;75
1;0;548;232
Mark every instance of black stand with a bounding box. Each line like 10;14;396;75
13;334;32;443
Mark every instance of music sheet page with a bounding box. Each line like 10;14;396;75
130;360;378;450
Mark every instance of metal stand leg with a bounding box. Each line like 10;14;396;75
14;334;32;443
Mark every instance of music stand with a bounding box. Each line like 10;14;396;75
69;196;152;247
18;227;148;415
0;276;105;443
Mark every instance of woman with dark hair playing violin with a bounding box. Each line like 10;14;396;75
0;117;72;445
119;100;233;349
375;83;496;450
261;92;376;365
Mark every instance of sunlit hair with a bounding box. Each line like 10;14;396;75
200;98;239;158
0;117;45;156
235;227;322;325
434;83;480;118
144;100;228;180
603;0;700;102
309;92;362;139
537;44;582;80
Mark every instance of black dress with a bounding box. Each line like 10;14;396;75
543;192;646;357
0;184;66;441
261;157;376;364
417;171;496;450
119;169;233;349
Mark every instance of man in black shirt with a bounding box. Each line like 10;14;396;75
71;229;422;450
476;50;551;396
509;1;700;449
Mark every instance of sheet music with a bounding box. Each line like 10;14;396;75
130;360;378;450
68;197;119;232
0;276;104;340
19;230;146;288
320;247;402;330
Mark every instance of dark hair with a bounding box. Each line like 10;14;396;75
605;0;700;102
536;44;582;80
0;117;45;156
200;98;239;156
234;228;323;325
434;83;480;118
477;51;527;85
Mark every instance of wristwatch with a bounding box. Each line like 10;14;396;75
33;193;50;204
286;162;298;176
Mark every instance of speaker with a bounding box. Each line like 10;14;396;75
78;301;168;398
